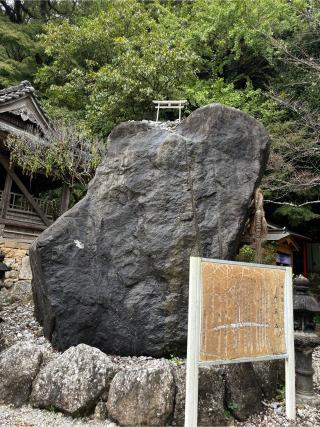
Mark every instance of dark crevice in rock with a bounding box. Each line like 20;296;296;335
183;138;202;258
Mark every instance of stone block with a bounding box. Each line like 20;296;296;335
19;256;32;281
0;342;43;406
107;361;175;426
31;344;117;416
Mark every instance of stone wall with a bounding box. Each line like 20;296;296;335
0;239;32;289
0;342;283;426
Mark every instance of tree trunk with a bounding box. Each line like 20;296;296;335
60;184;71;214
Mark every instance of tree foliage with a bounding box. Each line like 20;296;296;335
36;0;197;135
5;120;104;187
0;14;41;87
0;0;319;232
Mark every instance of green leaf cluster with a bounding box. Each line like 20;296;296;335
35;0;197;135
0;15;41;87
35;0;304;136
236;243;277;264
1;0;319;231
274;205;320;227
5;120;105;187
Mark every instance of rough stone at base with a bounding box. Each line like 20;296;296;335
107;360;175;426
30;343;117;416
93;401;109;421
172;365;226;426
225;363;262;421
253;360;284;400
0;342;43;406
0;340;282;424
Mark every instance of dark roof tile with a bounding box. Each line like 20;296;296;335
0;81;35;103
0;81;49;128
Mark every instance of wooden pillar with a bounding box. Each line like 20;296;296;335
0;154;51;227
303;241;308;278
1;167;13;219
60;184;71;214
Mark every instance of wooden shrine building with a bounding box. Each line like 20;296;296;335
265;222;311;276
0;81;64;241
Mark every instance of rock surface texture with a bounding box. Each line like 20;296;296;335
225;363;262;421
0;342;43;406
30;344;116;416
30;104;269;357
107;360;175;426
172;365;226;426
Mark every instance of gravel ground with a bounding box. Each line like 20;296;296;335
1;281;320;426
0;405;117;427
0;282;44;349
234;400;320;426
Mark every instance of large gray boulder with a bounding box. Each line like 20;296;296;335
30;343;117;416
172;365;226;426
0;342;43;406
30;104;269;357
107;360;175;426
252;360;284;399
225;363;262;421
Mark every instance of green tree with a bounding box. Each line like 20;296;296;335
1;0;319;233
0;0;84;87
0;15;41;87
261;1;320;232
181;0;305;87
36;0;196;135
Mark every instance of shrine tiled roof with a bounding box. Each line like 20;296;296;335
0;81;49;131
0;81;35;103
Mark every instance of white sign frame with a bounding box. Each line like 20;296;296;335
185;257;295;426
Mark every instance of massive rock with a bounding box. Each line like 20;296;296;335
30;104;269;357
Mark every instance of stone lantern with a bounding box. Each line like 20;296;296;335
293;275;320;405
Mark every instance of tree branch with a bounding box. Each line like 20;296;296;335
264;200;320;207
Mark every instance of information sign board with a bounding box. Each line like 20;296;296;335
185;258;295;426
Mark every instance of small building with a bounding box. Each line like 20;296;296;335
241;220;312;276
0;81;64;241
265;223;311;276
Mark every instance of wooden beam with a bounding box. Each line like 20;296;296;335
0;217;47;231
0;154;51;227
1;168;12;219
60;184;71;214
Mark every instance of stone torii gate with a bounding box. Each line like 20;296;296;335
152;100;187;122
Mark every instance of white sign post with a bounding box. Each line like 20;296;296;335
185;257;295;427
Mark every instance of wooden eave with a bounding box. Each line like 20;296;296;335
278;236;300;252
0;93;49;132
